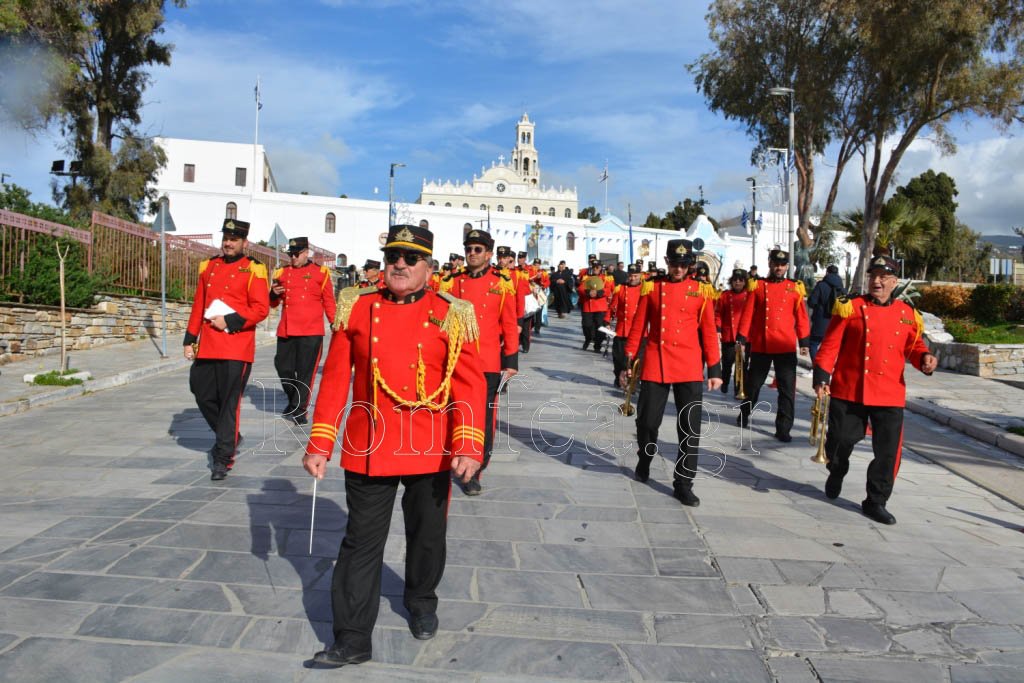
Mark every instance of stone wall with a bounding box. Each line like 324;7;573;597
928;340;1024;378
0;295;194;364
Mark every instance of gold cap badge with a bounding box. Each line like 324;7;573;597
395;227;415;242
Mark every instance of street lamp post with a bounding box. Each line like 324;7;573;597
152;197;177;358
769;86;795;278
389;162;405;226
745;176;757;270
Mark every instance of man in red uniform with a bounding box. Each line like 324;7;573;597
813;254;937;525
441;229;518;495
358;259;381;288
183;219;269;480
625;239;722;506
736;249;810;441
609;263;646;388
578;262;613;353
270;236;336;425
716;268;750;396
304;223;485;667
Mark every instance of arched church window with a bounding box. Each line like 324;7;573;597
462;203;469;209
225;202;237;220
497;205;504;212
566;231;576;250
325;212;336;233
531;206;540;215
428;201;435;206
336;254;348;267
514;206;522;214
564;208;572;218
527;132;531;144
514;159;519;171
547;207;555;217
523;158;530;173
445;202;452;207
480;204;487;211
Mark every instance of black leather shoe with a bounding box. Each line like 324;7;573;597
210;464;228;481
409;613;438;640
774;431;792;443
581;341;590;350
825;473;843;500
634;457;652;483
463;475;482;496
312;643;371;668
672;486;700;507
292;413;308;426
861;500;896;525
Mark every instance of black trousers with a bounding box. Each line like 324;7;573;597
581;311;606;351
274;335;323;418
740;352;797;435
331;470;451;651
825;397;905;506
533;307;544;335
612;337;628;383
481;371;502;471
635;380;704;488
519;316;532;353
189;359;252;467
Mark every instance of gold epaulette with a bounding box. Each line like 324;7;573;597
501;274;516;296
319;265;331;277
699;282;719;300
794;280;807;298
248;261;268;282
437;291;480;343
613;284;622;295
333;286;376;331
913;307;924;343
272;267;284;281
199;258;211;275
747;277;758;292
640;280;655;296
439;276;455;294
832;296;854;318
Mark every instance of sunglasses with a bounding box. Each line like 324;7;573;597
383;249;426;266
464;245;487;254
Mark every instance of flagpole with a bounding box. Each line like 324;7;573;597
603;161;609;217
628;203;634;263
253;75;261;235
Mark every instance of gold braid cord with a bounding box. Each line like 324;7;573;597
794;280;807;298
913;307;925;344
371;293;478;411
699;282;719;300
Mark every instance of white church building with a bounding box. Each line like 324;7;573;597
148;115;853;287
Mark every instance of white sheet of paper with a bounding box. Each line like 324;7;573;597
204;299;237;319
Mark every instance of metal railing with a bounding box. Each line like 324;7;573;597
0;208;337;302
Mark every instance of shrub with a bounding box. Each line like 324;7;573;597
969;284;1017;324
1008;286;1024;323
942;318;980;342
3;235;105;308
917;285;971;318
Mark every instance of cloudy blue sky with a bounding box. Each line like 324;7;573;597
2;0;1022;235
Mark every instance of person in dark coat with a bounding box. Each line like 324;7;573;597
550;260;575;318
807;264;847;362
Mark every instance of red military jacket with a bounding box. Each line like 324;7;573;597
625;278;722;383
578;273;614;313
608;281;647;336
505;267;531;318
813;296;932;407
440;266;519;372
737;277;810;354
184;254;269;362
270;261;336;337
716;289;749;343
306;287;486;476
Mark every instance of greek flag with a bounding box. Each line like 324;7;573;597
741;207;749;228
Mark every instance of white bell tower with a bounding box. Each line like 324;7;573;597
512;113;539;186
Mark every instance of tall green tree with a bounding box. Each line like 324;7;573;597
837;197;940;278
1;1;187;222
890;170;959;280
691;0;859;233
577;206;601;223
642;212;661;229
845;1;1024;291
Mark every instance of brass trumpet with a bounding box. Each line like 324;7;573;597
620;356;642;417
810;390;830;464
734;343;747;400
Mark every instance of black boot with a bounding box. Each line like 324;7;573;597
634;456;652;483
825;473;843;499
861;500;896;525
312;642;371;668
672;483;700;507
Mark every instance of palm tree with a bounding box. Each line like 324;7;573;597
836;198;940;278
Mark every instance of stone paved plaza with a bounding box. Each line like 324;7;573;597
1;315;1023;682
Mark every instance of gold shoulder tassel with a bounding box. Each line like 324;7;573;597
333;286;365;331
747;278;758;292
832;296;854;319
913;307;925;343
640;280;654;296
699;282;719;300
438;292;479;343
794;280;807;298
